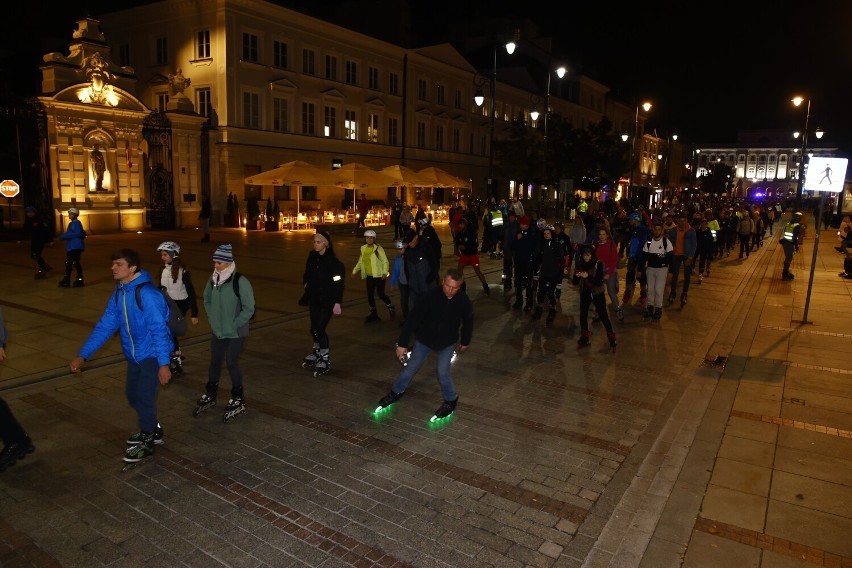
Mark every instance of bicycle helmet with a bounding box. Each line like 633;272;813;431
394;239;405;249
543;224;555;232
536;218;547;230
157;241;181;255
363;229;377;238
67;207;79;216
628;212;642;222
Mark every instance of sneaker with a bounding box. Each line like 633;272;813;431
432;398;458;420
376;390;404;409
123;441;155;463
127;426;164;446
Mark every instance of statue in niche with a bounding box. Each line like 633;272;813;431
91;144;107;191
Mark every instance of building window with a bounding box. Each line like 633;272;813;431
242;33;259;62
119;44;131;67
301;102;316;135
436;84;445;105
389;72;400;96
243;92;260;128
453;128;460;152
273;97;288;132
324;106;337;137
155;36;168;66
417;122;426;148
435;125;444;151
367;113;379;143
368;67;379;90
388;117;399;145
345;61;358;85
196;30;210;59
344;110;357;140
454;88;462;109
196;88;212;119
155;92;169;112
302;49;316;75
325;55;338;81
273;40;288;68
418;79;427;101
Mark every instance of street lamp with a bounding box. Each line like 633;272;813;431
529;66;566;186
474;40;516;200
791;96;825;202
630;101;652;189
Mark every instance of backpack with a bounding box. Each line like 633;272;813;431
115;282;188;337
232;271;256;320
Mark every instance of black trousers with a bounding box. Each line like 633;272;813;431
0;398;26;446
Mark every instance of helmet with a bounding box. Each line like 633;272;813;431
628;212;642;222
363;229;377;238
536;218;547;230
794;211;804;217
157;241;181;255
543;224;555;232
418;217;429;226
394;239;405;250
24;206;36;213
67;207;79;216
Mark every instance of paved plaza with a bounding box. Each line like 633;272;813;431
0;220;849;567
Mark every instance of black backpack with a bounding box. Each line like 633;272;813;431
116;282;188;337
232;271;256;320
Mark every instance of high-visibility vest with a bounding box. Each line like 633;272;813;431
490;209;503;227
578;201;588;213
783;222;799;242
708;220;720;242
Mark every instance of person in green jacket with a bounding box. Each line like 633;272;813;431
195;244;256;422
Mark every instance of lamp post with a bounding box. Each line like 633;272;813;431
791;96;821;203
534;66;566;189
630;101;652;189
474;41;516;201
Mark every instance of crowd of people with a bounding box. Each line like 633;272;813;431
1;194;845;471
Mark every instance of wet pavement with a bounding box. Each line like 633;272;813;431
0;219;849;567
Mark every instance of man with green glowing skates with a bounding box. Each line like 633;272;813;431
375;269;473;421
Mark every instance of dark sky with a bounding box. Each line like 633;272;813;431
11;1;852;154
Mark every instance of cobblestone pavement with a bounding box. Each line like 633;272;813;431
0;220;849;567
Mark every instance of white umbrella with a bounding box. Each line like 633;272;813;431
244;160;339;213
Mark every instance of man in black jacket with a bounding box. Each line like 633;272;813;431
375;269;473;421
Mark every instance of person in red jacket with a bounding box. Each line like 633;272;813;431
593;227;623;321
356;193;370;229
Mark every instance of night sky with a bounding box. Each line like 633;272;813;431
10;1;852;155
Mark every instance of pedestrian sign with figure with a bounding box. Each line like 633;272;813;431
804;157;847;193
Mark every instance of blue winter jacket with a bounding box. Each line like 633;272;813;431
78;270;173;366
668;226;697;258
60;219;85;251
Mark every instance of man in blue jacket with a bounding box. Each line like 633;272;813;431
69;249;173;465
668;212;698;307
58;207;86;288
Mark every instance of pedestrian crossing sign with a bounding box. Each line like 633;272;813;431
803;156;847;193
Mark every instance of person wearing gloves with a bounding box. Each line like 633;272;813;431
352;229;395;323
196;244;255;421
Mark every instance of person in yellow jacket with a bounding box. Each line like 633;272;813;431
353;229;396;322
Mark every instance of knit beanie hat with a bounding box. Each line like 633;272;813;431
212;243;234;263
520;215;530;225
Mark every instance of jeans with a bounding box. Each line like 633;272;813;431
668;255;692;297
126;358;161;433
392;341;457;401
207;336;245;399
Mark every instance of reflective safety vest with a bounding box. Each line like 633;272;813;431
578;201;588;213
490;209;504;227
708;220;720;242
783;222;799;242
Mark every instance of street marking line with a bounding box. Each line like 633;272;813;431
731;410;852;438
